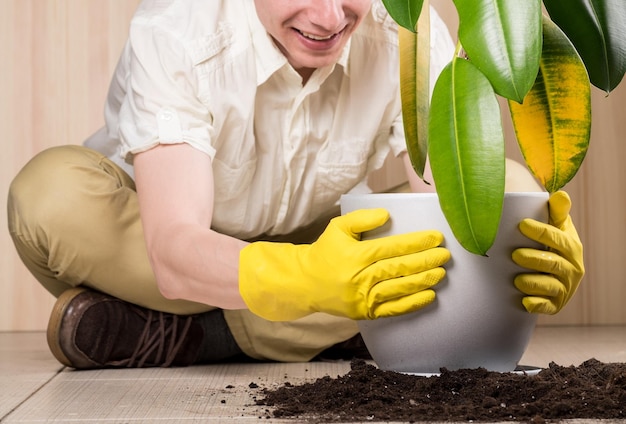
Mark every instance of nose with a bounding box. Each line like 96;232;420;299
309;0;345;32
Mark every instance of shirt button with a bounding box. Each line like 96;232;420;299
159;110;174;121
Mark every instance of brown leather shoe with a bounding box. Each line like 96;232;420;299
315;333;372;361
47;288;204;369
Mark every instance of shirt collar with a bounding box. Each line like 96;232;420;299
247;12;289;86
336;38;351;76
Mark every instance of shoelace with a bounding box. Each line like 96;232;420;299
110;309;193;368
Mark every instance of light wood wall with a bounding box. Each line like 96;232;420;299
1;0;141;331
1;0;625;331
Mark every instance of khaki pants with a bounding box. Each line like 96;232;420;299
7;145;358;362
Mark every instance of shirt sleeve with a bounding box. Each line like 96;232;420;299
117;21;217;161
388;6;456;157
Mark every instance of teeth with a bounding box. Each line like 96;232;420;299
300;31;333;41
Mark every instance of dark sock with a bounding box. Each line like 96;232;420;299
194;309;244;363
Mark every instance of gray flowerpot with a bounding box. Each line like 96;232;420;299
340;192;549;373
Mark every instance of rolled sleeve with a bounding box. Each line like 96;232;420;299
118;22;216;161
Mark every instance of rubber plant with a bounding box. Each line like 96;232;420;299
383;0;626;255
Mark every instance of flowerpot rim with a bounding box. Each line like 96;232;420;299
342;191;548;200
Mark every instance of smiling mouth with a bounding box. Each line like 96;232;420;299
297;29;339;41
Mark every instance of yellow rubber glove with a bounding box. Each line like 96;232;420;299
512;191;585;314
239;208;451;321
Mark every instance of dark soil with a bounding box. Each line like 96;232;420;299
256;358;626;422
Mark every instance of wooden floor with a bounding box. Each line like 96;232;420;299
1;326;626;423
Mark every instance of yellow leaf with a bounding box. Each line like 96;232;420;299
509;17;590;193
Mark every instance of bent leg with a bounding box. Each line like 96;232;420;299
7;145;359;362
224;310;359;362
7;145;210;314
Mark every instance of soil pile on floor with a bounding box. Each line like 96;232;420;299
257;358;626;422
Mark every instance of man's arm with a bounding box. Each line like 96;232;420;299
133;143;248;310
134;144;451;321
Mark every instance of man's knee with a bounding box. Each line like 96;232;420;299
8;145;121;233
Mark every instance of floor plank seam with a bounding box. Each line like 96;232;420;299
1;366;66;422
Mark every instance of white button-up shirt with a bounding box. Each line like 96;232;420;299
84;0;454;239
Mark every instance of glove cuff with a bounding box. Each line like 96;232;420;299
239;241;310;322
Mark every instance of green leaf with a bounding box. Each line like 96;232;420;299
509;17;591;193
429;58;505;256
382;0;425;32
453;0;542;102
543;0;626;92
399;6;430;180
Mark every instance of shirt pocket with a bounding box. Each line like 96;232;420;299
312;138;372;210
212;156;256;201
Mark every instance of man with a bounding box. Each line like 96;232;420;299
7;0;583;369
